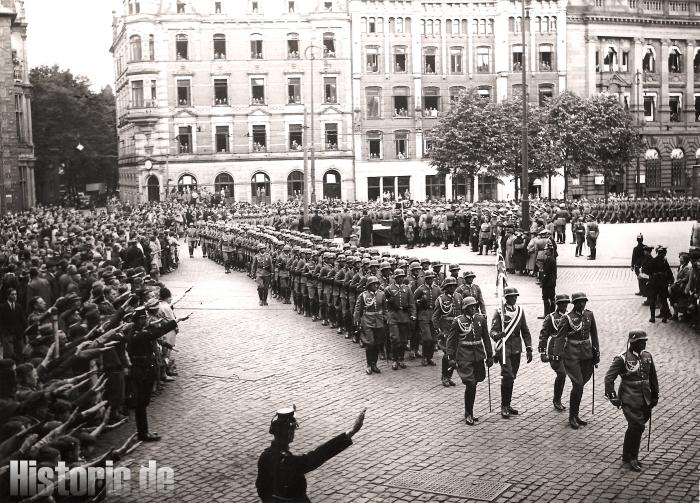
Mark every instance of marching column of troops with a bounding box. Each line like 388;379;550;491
194;221;659;473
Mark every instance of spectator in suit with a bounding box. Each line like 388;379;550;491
0;288;27;359
26;267;52;310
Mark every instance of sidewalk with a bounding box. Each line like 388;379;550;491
370;221;695;268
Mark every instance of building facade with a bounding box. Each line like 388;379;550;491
0;0;35;213
112;0;355;205
567;0;700;198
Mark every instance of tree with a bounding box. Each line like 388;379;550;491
30;65;117;204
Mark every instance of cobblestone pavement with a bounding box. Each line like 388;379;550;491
104;243;700;503
372;221;695;268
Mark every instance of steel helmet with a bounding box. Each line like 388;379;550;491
555;293;571;304
442;277;457;287
503;287;519;297
366;275;380;287
571;292;588;302
462;296;478;309
394;268;406;277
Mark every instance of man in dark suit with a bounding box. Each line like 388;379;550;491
26;267;53;310
310;210;322;236
0;288;27;360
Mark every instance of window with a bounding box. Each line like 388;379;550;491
425;174;446;200
394;47;407;72
422;87;440;116
512;44;523;71
214;1;222;14
251;172;270;198
366;47;379;73
368;176;380;200
176;34;188;60
424;48;436;73
539;45;553;71
423;138;434;158
250;1;259;12
643;47;655;72
215;173;234;197
288;171;304;197
289;124;303;150
450;86;466;102
643;93;656;121
669;46;682;73
621;51;629;72
368;17;376;33
477;86;492;100
367;131;382;159
15;95;23;142
669;94;682;122
644;149;660;188
549;16;556;32
324;77;337;104
288;77;301;104
393;86;410;117
149;35;155;60
288;33;299;59
150;79;157;102
214;79;228;105
178;126;192;153
695;50;700;72
213;34;226;59
130;35;142;61
252;125;267;150
324;1;333;11
250;34;263;59
450;48;463;73
251;78;265;104
695;95;700;121
177;79;190;106
395;131;408;159
366;87;381;118
177;174;197;192
476;47;490;73
215;126;230;152
323;33;336;58
671;148;685;187
131;80;144;107
538;84;554;106
603;46;617;72
177;1;186;13
325;123;338;149
288;1;295;13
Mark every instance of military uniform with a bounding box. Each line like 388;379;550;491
354;277;387;373
385;271;416;368
432;279;462;386
252;246;274;305
455;276;485;315
538;295;570;411
413;274;441;364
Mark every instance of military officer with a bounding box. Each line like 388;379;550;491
631;233;646;296
554;291;600;429
221;230;234;274
604;330;659;472
538;293;570;412
432;277;462;387
490;287;532;419
256;407;365;502
446;296;493;425
413;270;441;366
319;253;334;325
354;276;387;374
447;264;466;287
455;271;486;315
385;268;417;370
252;243;274;306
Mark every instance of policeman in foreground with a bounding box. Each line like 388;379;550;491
604;330;659;472
256;407;366;502
538;294;570;412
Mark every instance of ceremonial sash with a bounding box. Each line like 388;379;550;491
494;305;522;359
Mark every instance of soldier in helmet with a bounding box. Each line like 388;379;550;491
278;245;292;304
490;286;532;419
538;293;570;412
252;243;274;306
354;276;388;375
413;270;441;366
554;291;600;429
455;271;486;315
432;276;462;387
604;330;659;472
385;268;417;370
446;296;493;425
256;406;366;502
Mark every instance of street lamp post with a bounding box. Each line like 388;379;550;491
520;0;531;231
635;70;642;197
304;44;323;205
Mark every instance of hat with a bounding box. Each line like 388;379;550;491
133;306;148;318
448;264;460;272
424;270;435;279
571;292;588;302
409;262;421;271
442;277;457;287
269;406;299;435
637;233;643;240
462;296;478;309
365;276;380;287
145;298;159;310
628;330;648;342
463;271;476;278
394;268;406;277
555;293;571;304
503;287;519;297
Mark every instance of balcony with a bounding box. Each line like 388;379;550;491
125;100;160;126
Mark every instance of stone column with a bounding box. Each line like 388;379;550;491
686;40;695;125
660;39;670;122
586;35;598;97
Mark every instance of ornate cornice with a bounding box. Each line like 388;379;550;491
567;14;700;28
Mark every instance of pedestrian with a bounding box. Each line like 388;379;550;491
554;292;600;429
354;275;386;374
538;294;570;412
604;330;658;472
490;287;532;419
446;296;493;426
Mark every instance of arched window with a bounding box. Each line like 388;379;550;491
287;171;304;197
251;171;270;198
130;35;142;61
449;86;466;102
214;172;234;197
176;34;188;60
213;34;226;59
323;32;336;58
148;35;155;60
549;16;556;32
644;148;660;188
287;33;299;59
250;33;263;59
323;170;342;199
603;46;617;72
177;173;197;193
643;46;656;72
146;175;160;202
427;20;433;36
671;148;685;187
669;46;682;73
477;85;492;100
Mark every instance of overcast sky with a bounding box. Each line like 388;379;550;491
26;0;120;91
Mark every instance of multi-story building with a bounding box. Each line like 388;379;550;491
349;0;567;201
0;0;35;213
112;0;354;204
567;0;700;198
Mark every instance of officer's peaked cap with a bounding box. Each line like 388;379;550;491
269;406;299;435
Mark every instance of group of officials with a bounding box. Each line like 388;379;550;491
194;221;659;476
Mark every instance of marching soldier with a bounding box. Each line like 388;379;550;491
278;245;291;304
490;287;532;419
385;268;416;370
319;253;334;325
333;255;347;333
252;243;274;306
413;270;441;366
432;277;462;387
446;296;493;425
408;261;424;358
631;233;646;296
455;271;486;315
354;276;387;375
554;291;600;429
604;330;659;472
538;293;570;412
